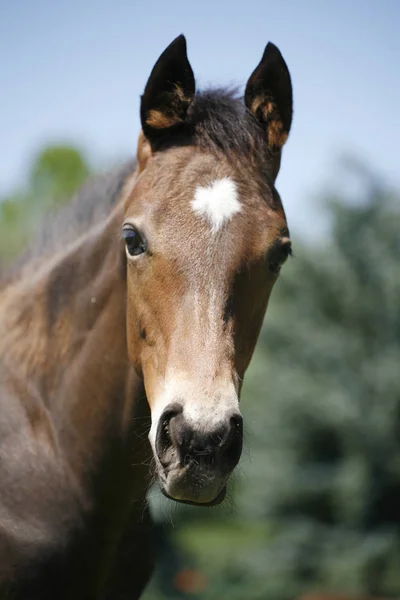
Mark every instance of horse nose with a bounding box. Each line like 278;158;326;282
155;404;243;471
155;403;183;467
182;414;243;471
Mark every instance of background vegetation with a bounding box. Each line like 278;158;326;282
1;146;399;599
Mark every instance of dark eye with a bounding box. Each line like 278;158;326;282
123;225;147;256
269;241;292;274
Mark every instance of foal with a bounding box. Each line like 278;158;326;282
0;35;293;598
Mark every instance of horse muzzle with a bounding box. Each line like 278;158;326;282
154;402;243;505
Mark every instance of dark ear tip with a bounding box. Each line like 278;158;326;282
264;41;283;59
170;34;187;52
148;35;189;76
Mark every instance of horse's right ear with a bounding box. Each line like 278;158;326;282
140;35;195;146
245;42;293;151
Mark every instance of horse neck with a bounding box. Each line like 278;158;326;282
0;199;151;496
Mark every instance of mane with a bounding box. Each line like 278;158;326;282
1;160;135;284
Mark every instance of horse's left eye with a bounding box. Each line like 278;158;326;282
269;242;292;274
123;226;147;257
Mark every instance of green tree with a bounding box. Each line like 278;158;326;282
0;145;90;264
146;164;400;600
235;167;400;598
29;145;90;207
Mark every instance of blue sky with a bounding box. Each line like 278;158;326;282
1;0;399;236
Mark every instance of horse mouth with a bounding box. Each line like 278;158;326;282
160;485;227;507
156;460;228;506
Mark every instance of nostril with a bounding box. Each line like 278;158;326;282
230;413;243;436
218;414;243;448
218;413;243;468
160;402;183;423
155;403;183;464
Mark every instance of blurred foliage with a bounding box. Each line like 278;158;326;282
30;145;90;204
146;167;400;600
0;145;90;262
1;147;399;599
227;176;400;599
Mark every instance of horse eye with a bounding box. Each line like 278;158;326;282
123;226;146;257
269;242;292;274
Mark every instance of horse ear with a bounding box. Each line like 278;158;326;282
140;35;195;145
245;42;293;151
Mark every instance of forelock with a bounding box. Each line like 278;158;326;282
188;88;269;156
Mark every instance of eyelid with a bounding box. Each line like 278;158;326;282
122;222;146;240
279;237;292;255
283;242;293;256
123;222;136;231
270;238;292;254
268;238;292;274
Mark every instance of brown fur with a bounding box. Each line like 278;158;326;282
0;203;154;598
144;85;193;130
0;137;289;598
136;130;152;173
146;108;181;129
0;39;293;598
250;96;288;149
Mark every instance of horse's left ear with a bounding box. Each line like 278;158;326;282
245;42;293;151
140;34;195;146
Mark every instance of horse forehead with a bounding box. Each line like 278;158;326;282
158;175;252;251
146;170;275;260
190;177;242;233
127;152;278;257
130;147;267;222
156;170;259;228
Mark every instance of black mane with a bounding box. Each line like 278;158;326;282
190;88;268;155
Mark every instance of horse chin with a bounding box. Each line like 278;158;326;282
160;484;227;507
157;465;228;506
